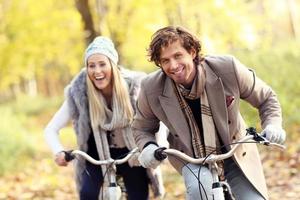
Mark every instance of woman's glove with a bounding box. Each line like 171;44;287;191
261;124;286;144
138;144;161;169
128;152;141;167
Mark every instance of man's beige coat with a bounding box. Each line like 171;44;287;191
132;55;282;199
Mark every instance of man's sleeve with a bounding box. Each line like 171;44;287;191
232;56;282;128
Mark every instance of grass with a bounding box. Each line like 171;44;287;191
0;105;35;175
0;95;71;175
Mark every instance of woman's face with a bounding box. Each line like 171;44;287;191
87;53;113;93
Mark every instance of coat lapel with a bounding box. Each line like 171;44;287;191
158;77;191;148
203;62;230;146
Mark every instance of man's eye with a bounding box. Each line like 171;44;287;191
161;60;168;65
88;64;95;68
175;54;182;59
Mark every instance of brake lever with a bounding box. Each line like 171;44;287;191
267;142;286;151
246;127;286;150
246;127;269;144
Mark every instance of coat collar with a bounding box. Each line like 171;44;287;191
159;76;192;149
203;61;230;146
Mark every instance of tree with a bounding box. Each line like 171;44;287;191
75;0;98;45
0;0;84;98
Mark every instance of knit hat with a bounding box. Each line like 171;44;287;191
84;36;119;66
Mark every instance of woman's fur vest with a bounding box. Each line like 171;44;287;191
65;67;164;198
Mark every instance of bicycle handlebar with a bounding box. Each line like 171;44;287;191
154;127;286;164
64;147;139;165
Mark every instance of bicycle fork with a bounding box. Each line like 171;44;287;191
210;164;235;200
211;166;224;200
106;167;122;200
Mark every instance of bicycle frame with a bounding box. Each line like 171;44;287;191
65;147;139;200
155;128;286;200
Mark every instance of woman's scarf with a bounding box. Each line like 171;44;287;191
92;90;137;193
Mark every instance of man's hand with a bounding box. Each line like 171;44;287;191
55;151;69;166
138;144;161;169
128;152;141;167
261;124;286;144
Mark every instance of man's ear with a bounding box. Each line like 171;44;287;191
190;48;196;59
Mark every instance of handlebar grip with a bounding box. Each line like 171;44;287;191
154;147;168;161
64;150;75;162
246;127;268;143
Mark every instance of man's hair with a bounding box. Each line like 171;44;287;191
148;26;204;67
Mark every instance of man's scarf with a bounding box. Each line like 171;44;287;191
172;64;220;158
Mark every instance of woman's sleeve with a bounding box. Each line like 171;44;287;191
44;100;71;155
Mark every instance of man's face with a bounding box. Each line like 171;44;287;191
159;40;197;88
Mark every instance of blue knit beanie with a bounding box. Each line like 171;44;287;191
84;36;119;66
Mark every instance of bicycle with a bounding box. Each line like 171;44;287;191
154;127;286;200
64;147;139;200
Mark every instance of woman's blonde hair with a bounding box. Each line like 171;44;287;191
86;60;133;129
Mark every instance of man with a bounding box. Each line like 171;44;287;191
132;26;286;200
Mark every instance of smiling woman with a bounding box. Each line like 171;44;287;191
44;36;165;200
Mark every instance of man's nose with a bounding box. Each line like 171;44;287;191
169;59;178;70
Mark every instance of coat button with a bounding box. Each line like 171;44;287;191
242;152;247;156
228;120;231;124
175;134;179;137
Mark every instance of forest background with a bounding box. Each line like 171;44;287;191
0;0;299;199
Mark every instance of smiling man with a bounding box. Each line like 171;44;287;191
132;26;286;200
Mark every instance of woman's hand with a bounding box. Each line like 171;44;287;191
55;151;69;166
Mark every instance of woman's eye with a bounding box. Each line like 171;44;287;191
88;64;95;68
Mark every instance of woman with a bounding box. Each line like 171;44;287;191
44;36;164;200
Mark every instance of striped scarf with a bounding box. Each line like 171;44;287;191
173;64;219;158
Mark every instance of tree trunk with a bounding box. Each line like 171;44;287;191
287;0;299;40
75;0;98;45
95;0;107;34
26;79;37;97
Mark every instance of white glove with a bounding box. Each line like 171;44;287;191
138;144;161;169
261;124;286;144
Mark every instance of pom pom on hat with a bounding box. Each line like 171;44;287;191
84;36;119;66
